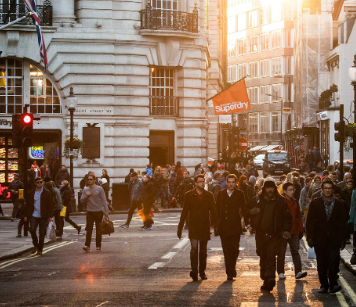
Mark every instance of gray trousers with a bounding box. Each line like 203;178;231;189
277;234;302;275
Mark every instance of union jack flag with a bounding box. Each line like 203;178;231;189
22;0;48;71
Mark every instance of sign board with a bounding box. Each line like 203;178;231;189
218;115;232;124
238;137;248;151
282;107;292;114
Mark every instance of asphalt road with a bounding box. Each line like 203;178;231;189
1;212;356;307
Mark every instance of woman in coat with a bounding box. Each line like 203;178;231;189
61;181;81;234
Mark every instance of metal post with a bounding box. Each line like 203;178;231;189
340;104;344;182
281;100;283;144
353;81;356;183
69;109;74;189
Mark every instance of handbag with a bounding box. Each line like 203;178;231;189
308;247;316;259
99;216;114;235
60;206;67;217
46;221;56;240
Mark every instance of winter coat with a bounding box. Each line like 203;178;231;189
293;181;302;202
312;149;321;163
142;180;155;204
341;188;352;214
61;185;72;213
284;197;304;235
175;178;195;203
53;187;63;211
169;171;177;194
307;183;321;201
27;187;54;219
306;196;347;248
349;190;356;230
152;172;164;188
220;177;227;190
216;188;249;236
299;186;310;210
8;180;24;201
129;179;143;202
145;168;153;177
55;169;70;187
178;189;218;241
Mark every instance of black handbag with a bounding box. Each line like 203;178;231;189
99;217;114;235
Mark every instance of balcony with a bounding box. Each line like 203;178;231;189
140;3;198;36
150;96;179;117
0;2;52;26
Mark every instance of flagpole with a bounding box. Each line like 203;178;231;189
206;76;248;101
0;13;33;31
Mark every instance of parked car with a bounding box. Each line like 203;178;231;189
263;150;291;176
334;159;353;170
253;154;265;169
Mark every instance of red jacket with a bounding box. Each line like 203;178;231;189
285;197;304;235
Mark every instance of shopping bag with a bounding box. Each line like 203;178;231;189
49;225;56;241
60;206;67;217
46;220;56;240
98;217;114;235
308;247;316;259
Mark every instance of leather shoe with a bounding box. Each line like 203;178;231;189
318;287;329;293
190;271;198;281
200;274;208;280
227;276;234;281
330;285;342;293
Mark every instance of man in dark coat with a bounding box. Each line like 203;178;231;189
25;177;54;256
216;174;250;280
9;173;24;221
177;174;218;281
54;165;70;188
306;180;347;293
249;177;292;292
306;149;314;173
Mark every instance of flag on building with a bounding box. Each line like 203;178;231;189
211;78;250;115
23;0;48;71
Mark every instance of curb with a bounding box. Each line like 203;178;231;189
340;252;356;275
0;234;68;262
70;209;183;216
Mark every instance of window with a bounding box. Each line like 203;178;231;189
238;13;246;31
271;3;282;22
249;113;258;133
249;62;258;79
261;6;270;25
285;29;292;47
248;87;258;104
0;58;61;114
238;63;247;79
260;32;269;51
285;56;292;75
238;38;247;56
260;59;270;77
249;10;258;28
228;65;237;83
260;112;269;133
152;0;178;10
249;36;258;53
271;30;281;49
228;41;237;57
271;57;282;75
228;16;237;33
260;86;270;103
272;84;282;102
272;111;281;132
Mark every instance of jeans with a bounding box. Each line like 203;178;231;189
85;211;103;248
54;209;63;236
64;210;79;230
220;235;241;277
30;216;49;252
125;200;142;225
190;239;208;276
12;199;20;219
315;245;340;289
18;217;29;236
277;234;302;275
143;201;154;227
307;164;312;173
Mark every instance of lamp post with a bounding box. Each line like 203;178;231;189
66;87;78;189
349;54;356;183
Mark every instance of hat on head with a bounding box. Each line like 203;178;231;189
249;176;257;183
263;177;277;189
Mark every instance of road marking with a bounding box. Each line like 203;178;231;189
336;292;349;307
339;275;356;305
148;262;165;269
95;301;110;307
173;238;189;249
161;252;176;260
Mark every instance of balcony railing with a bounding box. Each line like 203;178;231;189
150;96;179;117
0;1;52;26
140;3;198;33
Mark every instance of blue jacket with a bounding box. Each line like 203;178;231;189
349;190;356;230
220;177;227;190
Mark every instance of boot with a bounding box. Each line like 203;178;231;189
351;248;356;265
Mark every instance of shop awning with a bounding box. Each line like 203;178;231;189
262;145;280;151
249;145;269;151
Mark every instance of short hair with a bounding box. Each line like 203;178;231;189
194;174;205;182
279;174;287;181
322;170;329;176
331;171;337;176
333;185;342;195
283;181;294;191
239;175;247;186
213;172;221;179
292;171;300;178
321;179;334;189
226;174;237;182
344;165;351;172
305;177;312;184
35;177;42;182
184;170;190;175
87;174;96;180
222;171;230;178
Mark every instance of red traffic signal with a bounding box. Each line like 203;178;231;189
22;114;33;125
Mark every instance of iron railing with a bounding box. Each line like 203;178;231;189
0;1;52;26
150;96;179;117
140;3;198;33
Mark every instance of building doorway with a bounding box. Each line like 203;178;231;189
149;130;174;169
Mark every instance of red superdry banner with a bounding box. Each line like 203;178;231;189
212;79;251;115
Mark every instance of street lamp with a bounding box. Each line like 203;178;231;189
65;87;78;190
349;54;356;183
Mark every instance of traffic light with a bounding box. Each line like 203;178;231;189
229;127;239;152
21;113;33;147
12;114;22;147
334;121;345;142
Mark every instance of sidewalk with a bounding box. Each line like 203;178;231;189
340;239;356;275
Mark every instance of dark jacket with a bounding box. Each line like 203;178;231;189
216;188;249;236
178;189;218;241
175;178;194;203
306;152;313;165
306;196;347;249
208;179;221;200
55;169;70;187
142;180;155;204
27;187;54;219
245;182;256;203
61;185;72;213
250;192;292;237
8;180;24;201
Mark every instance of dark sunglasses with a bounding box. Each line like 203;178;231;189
36;181;43;183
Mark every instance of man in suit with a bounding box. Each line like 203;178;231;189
177;174;218;281
216;174;250;280
306;179;347;293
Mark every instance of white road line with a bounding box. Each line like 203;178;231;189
161;252;177;260
95;301;110;307
173;238;189;249
336;292;349;307
148;262;165;269
339;275;356;305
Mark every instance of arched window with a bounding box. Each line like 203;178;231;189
0;58;61;114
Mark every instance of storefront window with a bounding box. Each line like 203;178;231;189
0;58;61;114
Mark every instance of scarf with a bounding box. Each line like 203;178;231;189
321;192;335;220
